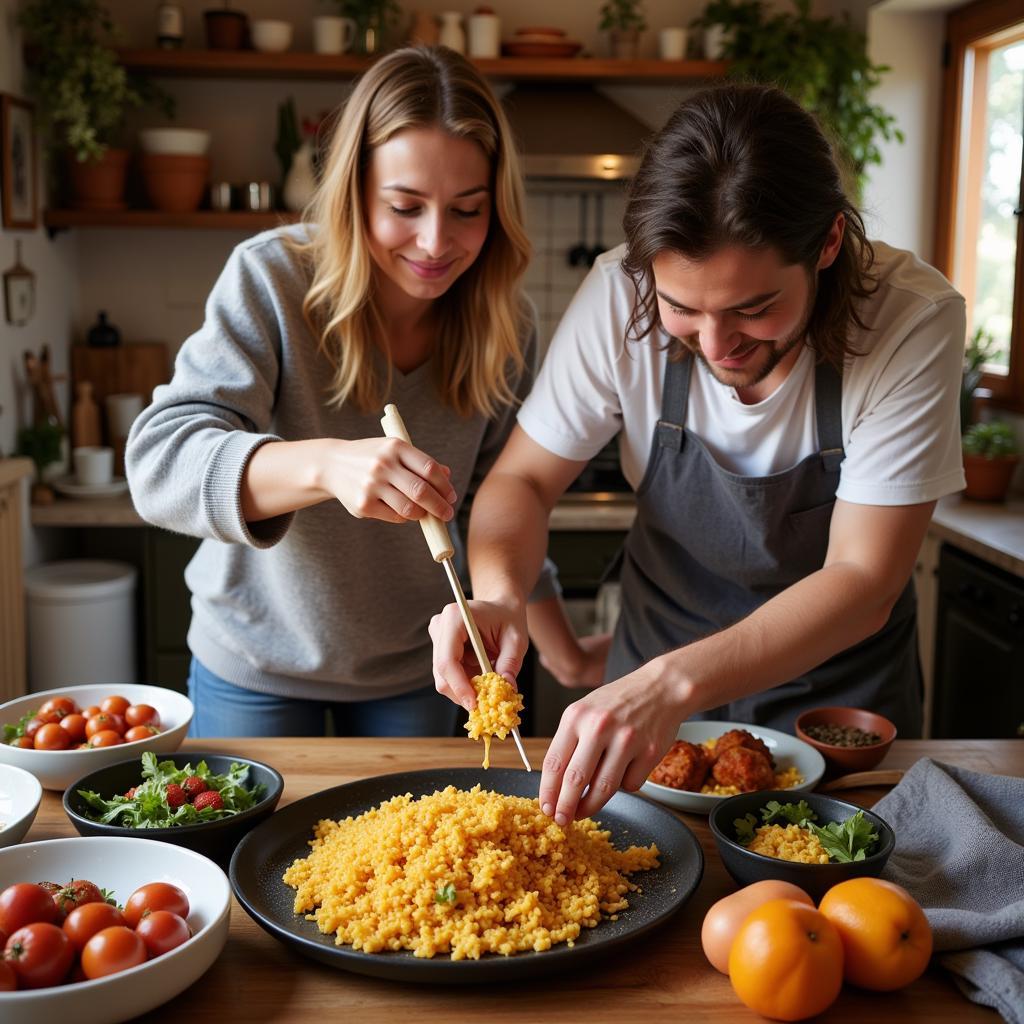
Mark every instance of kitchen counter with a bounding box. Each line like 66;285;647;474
930;492;1024;578
25;736;1019;1022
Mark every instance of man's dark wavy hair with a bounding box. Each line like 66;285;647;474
622;83;876;367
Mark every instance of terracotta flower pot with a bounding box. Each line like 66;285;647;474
140;153;211;213
608;28;640;59
962;453;1020;502
67;149;130;210
204;9;248;50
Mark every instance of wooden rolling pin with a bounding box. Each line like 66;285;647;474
380;403;532;772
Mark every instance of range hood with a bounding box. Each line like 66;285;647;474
500;86;650;180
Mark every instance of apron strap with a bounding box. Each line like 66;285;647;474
656;351;691;452
814;357;845;473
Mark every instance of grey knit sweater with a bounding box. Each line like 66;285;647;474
126;225;549;701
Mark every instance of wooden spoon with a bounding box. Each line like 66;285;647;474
818;769;905;792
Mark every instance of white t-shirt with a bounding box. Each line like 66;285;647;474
520;242;967;506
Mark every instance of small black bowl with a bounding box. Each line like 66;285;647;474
63;751;284;867
708;789;895;903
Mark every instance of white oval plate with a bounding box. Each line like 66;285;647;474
0;835;230;1024
640;720;826;815
51;475;129;499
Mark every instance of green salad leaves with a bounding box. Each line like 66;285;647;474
3;710;37;745
734;800;879;863
77;752;264;828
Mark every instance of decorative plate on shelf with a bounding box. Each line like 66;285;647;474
51;474;130;499
501;40;583;58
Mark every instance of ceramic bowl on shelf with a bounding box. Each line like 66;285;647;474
0;764;43;847
0;684;193;791
138;128;211;156
708;789;896;902
0;835;230;1024
140;153;212;214
251;18;293;52
794;706;897;775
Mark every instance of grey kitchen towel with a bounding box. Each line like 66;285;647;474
874;757;1024;1022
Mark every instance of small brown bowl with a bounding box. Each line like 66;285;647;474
794;706;896;774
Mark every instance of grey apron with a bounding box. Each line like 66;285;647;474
606;350;922;737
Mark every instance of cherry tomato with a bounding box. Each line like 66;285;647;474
85;713;125;738
135;910;190;959
123;883;189;929
59;713;88;742
81;705;101;719
124;704;160;728
25;713;59;740
0;883;60;933
62;901;126;952
33;722;71;751
4;922;74;989
38;696;76;719
124;725;160;743
0;958;16;991
52;879;104;918
99;695;130;717
11;736;34;749
80;925;146;979
86;729;124;748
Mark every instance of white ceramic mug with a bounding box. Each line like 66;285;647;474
467;12;500;58
659;27;688;60
106;393;144;441
73;446;115;486
313;15;356;54
703;24;732;59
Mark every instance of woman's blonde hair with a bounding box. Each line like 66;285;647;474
292;46;531;417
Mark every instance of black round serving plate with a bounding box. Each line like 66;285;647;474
64;751;284;868
229;767;704;983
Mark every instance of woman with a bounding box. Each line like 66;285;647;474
127;46;560;738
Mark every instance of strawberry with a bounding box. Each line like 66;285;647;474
191;790;223;812
181;775;208;801
165;783;187;808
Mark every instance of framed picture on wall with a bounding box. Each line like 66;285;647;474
1;95;38;230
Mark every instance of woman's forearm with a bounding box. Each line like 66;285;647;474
240;439;331;521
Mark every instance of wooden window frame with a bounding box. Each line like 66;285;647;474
935;0;1024;412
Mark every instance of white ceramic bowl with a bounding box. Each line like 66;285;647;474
0;836;230;1024
138;128;211;156
251;18;293;52
640;720;826;814
0;684;193;791
0;764;42;848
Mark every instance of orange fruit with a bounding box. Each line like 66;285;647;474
728;898;844;1021
818;877;932;991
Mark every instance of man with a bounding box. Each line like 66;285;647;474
430;84;965;825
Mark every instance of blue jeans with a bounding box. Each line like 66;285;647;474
186;658;462;739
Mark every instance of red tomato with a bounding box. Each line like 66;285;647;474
52;879;104;918
38;696;76;719
4;922;74;989
25;713;58;740
33;722;71;751
124;704;160;728
59;713;88;742
123;883;190;929
0;958;16;991
81;705;101;719
124;725;160;743
135;910;190;958
11;736;33;749
99;695;130;717
80;925;146;979
0;883;60;933
62;901;126;952
86;730;124;748
85;713;126;738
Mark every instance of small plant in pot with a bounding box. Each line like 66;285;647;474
19;0;172;210
962;421;1020;502
599;0;647;59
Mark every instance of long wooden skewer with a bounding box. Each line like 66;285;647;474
380;403;533;772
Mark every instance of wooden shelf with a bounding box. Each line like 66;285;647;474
117;48;728;83
44;209;299;231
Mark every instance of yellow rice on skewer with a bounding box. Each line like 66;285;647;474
464;671;523;768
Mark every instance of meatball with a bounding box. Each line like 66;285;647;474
649;740;711;791
711;745;776;792
713;728;775;767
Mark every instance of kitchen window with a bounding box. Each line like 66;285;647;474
935;0;1024;410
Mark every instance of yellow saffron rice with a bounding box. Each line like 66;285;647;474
465;671;523;768
282;784;660;960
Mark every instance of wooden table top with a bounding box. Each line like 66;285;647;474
26;738;1022;1022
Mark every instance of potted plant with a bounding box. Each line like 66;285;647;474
18;0;172;210
600;0;647;59
690;0;902;194
333;0;402;54
960;326;1000;432
16;421;64;505
962;422;1020;502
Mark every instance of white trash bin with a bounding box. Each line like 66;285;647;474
24;560;138;691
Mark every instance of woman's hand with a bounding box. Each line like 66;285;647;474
538;660;689;825
318;437;457;524
539;632;612;690
429;599;528;711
